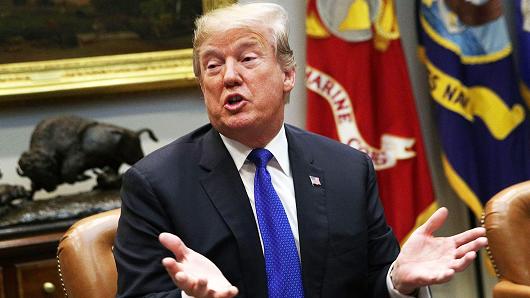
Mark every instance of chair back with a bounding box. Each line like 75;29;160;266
483;180;530;285
57;208;120;298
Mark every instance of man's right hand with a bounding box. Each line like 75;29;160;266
159;232;239;298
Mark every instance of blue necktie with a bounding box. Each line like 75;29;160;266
248;148;304;298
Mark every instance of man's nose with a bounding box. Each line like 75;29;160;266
223;59;242;87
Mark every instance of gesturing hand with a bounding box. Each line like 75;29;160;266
391;207;488;295
159;232;239;298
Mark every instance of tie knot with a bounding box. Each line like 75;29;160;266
248;148;273;168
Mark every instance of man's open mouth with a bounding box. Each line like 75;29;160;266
227;95;244;105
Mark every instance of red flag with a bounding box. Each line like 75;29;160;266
305;0;436;242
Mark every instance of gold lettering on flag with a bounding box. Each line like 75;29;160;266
306;65;416;170
424;59;526;140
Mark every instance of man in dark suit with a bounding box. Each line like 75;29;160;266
114;3;487;298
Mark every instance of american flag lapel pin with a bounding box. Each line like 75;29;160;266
309;175;321;187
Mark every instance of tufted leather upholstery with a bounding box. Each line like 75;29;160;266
57;208;120;298
483;180;530;298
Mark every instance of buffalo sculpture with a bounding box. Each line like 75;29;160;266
17;115;158;194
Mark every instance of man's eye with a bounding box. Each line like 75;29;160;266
242;56;256;62
207;63;219;69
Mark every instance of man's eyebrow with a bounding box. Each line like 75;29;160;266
201;38;265;60
234;39;264;50
200;48;222;60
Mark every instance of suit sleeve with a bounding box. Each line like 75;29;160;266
114;166;182;298
363;154;401;298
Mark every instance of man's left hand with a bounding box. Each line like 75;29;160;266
391;207;488;295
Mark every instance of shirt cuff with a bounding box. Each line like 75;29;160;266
181;291;191;298
387;262;431;298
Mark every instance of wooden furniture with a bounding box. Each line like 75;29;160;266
0;229;66;298
0;190;120;298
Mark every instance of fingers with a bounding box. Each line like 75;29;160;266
452;227;486;247
162;256;207;295
162;257;185;286
420;207;448;235
451;234;486;272
195;278;209;296
451;251;477;272
175;272;208;297
452;227;487;263
455;236;488;258
174;272;238;298
159;232;188;260
175;271;199;295
162;257;178;277
213;286;239;298
161;256;238;298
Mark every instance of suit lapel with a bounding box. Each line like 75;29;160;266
286;125;328;298
197;126;328;297
198;128;268;298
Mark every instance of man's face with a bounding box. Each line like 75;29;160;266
198;27;295;146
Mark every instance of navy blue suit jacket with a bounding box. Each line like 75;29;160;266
114;124;400;298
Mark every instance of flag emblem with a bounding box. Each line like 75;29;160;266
309;176;321;187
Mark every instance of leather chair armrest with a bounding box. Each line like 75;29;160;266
493;280;530;298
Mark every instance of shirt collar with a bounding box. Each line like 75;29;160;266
219;124;291;176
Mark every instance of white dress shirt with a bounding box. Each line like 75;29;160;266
220;125;299;255
182;125;430;298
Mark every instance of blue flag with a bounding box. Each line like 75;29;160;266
418;0;530;219
516;0;530;107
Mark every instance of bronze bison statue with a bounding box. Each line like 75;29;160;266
17;115;158;194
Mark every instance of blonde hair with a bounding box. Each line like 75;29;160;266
193;2;295;79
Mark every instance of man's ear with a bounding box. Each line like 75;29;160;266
283;68;296;92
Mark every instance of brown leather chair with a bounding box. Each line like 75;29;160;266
57;208;120;298
483;180;530;298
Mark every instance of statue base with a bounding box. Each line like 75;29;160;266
0;189;120;238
